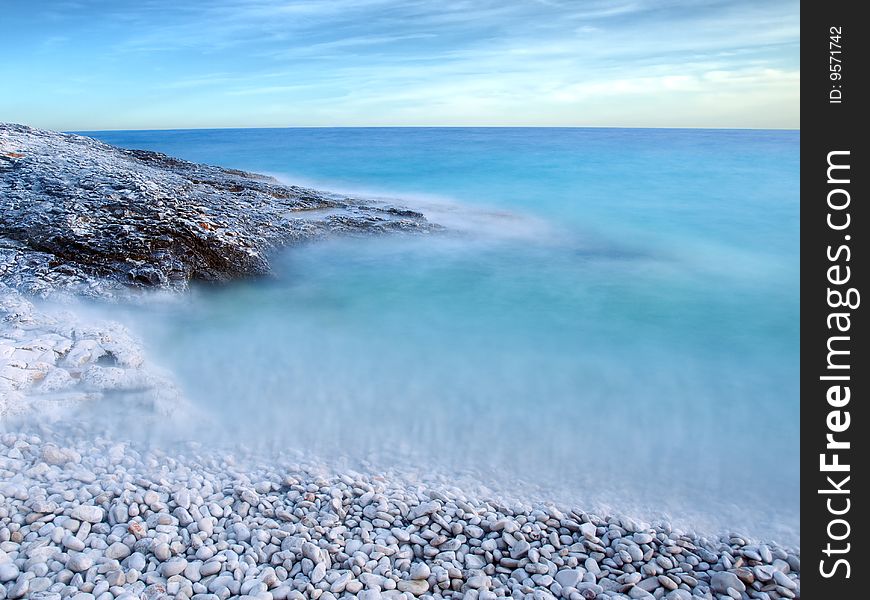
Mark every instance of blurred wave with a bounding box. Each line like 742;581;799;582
82;127;800;545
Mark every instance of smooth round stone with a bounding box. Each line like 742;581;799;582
68;553;94;572
0;562;20;582
773;570;797;590
152;543;171;561
633;533;654;545
200;561;222;577
28;576;53;592
466;526;484;539
7;577;30;599
554;569;583;589
173;489;191;509
63;535;86;552
41;445;73;465
111;505;129;524
410;563;430;580
161;557;188;577
466;575;489;590
584;558;601;576
197;519;214;536
301;542;320;562
92;581;110;596
232;523;251;542
466;555;486;570
71;506;104;524
397;579;429;595
271;586;295;600
107;570;126;587
125;552;147;571
510;540;531;559
710;571;746;594
628;586;654;599
105;542;131;560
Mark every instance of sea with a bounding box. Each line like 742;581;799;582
83;127;800;544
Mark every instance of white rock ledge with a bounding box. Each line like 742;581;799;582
0;284;182;418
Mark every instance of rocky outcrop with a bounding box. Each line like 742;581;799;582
0;123;436;414
0;283;183;417
1;123;434;298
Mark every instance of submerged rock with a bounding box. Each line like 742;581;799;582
1;123;434;298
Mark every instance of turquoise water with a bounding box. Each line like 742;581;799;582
87;128;800;542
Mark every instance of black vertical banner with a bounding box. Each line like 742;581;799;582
802;3;866;597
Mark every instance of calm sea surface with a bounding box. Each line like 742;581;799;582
85;128;800;543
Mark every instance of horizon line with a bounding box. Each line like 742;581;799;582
67;124;801;133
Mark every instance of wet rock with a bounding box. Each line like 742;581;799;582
1;123;435;298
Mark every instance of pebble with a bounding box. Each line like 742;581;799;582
0;562;20;582
153;542;171;561
105;542;131;560
0;422;800;600
774;569;797;590
510;540;531;559
67;553;93;572
711;571;746;594
584;558;601;576
63;534;86;551
126;552;147;571
554;569;582;588
161;557;188;577
398;579;430;595
410;562;431;580
71;505;105;523
633;533;654;544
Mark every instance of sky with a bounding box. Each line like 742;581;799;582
0;0;799;130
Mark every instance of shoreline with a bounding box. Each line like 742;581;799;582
0;418;800;600
0;283;798;547
1;125;800;599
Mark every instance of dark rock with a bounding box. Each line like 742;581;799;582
0;123;436;298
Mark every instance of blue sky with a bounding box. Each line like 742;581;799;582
1;0;799;129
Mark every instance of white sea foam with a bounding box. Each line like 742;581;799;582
267;171;561;243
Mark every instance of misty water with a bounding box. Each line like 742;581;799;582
85;127;800;543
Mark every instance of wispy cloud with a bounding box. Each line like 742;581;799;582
0;0;799;129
